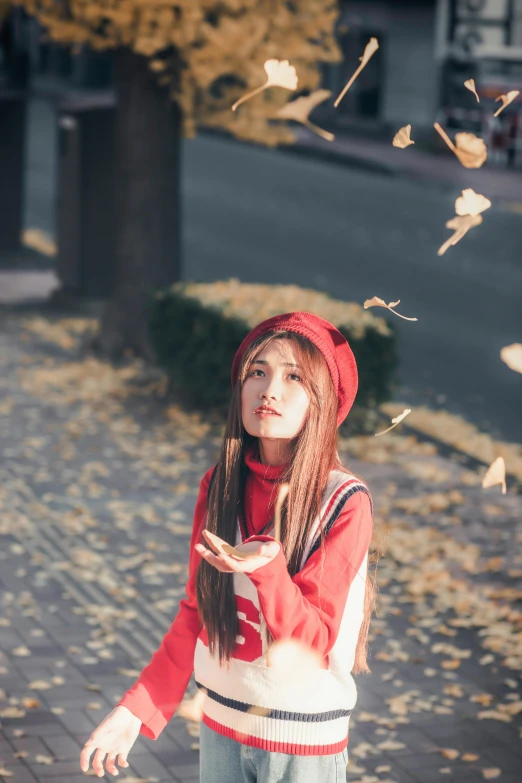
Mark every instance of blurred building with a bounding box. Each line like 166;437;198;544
320;0;522;166
321;0;440;138
6;0;522;166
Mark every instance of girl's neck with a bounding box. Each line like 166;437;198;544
244;442;287;480
257;439;291;466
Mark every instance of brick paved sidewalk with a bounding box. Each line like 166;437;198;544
0;309;521;783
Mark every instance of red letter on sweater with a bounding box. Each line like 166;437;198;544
233;595;262;662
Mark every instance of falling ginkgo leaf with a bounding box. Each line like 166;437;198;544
455;188;492;217
392;125;415;148
334;38;379;107
500;343;522;374
232;59;298;111
375;408;411;437
21;228;57;257
437;214;483;256
464;79;480;102
202;529;267;561
0;707;26;718
276;90;334;142
434;123;488;168
482;457;506;495
363;296;418;322
494;90;519;117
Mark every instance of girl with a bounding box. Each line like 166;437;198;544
80;311;376;783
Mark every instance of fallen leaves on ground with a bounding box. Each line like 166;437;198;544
1;312;522;770
380;402;522;481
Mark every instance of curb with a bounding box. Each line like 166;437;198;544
283;138;398;178
393;422;522;494
198;127;465;194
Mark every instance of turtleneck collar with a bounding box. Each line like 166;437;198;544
243;441;287;482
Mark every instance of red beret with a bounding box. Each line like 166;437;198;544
230;312;358;426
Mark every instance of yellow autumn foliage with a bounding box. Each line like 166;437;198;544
14;0;342;145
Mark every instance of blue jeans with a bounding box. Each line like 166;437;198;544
199;722;349;783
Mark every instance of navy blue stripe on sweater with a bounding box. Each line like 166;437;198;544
195;681;352;722
304;484;372;564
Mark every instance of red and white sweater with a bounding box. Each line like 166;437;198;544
117;443;373;755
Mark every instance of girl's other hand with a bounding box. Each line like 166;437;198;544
196;531;280;573
79;705;141;777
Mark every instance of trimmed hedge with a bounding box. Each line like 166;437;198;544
149;279;398;434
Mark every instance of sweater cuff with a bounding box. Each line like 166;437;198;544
245;535;288;585
116;682;167;740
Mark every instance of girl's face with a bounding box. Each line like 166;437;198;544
241;339;310;466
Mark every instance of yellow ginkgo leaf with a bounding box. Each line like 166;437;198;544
202;530;270;561
464;79;480;102
202;529;251;560
375;408;411;437
392;124;415;148
34;756;55;765
276;90;334;142
434;123;488;169
500;343;522;374
455;188;492;217
494;90;519;117
440;749;460;760
334;38;379;107
482;769;502;780
232;58;298;111
21;228;57;257
482;457;506;495
437;214;483;256
363;296;418;321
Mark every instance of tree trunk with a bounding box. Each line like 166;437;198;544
97;48;182;360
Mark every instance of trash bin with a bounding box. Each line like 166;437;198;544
55;92;116;297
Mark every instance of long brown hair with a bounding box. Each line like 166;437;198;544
195;330;378;674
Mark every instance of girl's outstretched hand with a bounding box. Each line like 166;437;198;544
196;530;280;573
79;705;141;777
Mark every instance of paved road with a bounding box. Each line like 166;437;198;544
23;98;522;443
182;135;522;443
